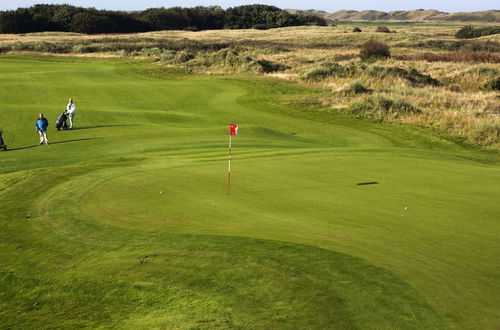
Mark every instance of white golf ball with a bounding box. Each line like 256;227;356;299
404;207;408;210
160;191;163;194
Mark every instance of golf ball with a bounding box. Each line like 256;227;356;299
404;207;408;210
160;191;163;194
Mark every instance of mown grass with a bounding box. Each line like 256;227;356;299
0;55;499;329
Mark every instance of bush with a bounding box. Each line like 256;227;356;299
376;26;390;33
72;43;113;53
368;66;440;86
175;51;195;62
393;51;500;63
396;40;500;53
347;94;421;120
202;48;285;73
253;60;286;73
302;62;344;81
4;41;67;53
160;50;177;61
343;81;372;94
141;47;162;57
456;25;500;39
360;39;390;59
482;77;500;91
207;48;244;66
466;66;498;76
353;27;362;33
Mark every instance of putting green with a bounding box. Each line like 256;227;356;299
0;56;499;329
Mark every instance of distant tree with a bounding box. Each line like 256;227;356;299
225;5;281;29
187;6;225;30
70;11;115;34
51;5;82;31
0;4;327;34
296;13;327;26
0;8;35;33
139;7;190;30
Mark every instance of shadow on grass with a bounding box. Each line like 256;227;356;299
72;124;134;130
9;138;99;151
356;182;379;186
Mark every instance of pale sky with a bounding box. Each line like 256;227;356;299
0;0;498;12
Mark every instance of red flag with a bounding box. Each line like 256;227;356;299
230;123;238;136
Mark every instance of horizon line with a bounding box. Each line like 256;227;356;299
0;4;498;13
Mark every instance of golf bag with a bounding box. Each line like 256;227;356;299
0;130;6;151
55;111;69;131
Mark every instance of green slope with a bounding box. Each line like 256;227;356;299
0;55;499;329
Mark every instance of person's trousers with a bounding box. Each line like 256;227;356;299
68;112;75;128
38;130;48;144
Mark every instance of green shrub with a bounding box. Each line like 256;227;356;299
360;39;390;59
203;48;285;73
456;25;500;39
466;66;498;76
72;43;113;53
343;81;372;95
253;60;286;73
347;94;421;120
393;51;500;63
5;41;66;53
368;66;440;86
482;77;500;91
253;24;269;30
175;51;195;63
353;27;362;33
160;50;176;61
208;48;242;66
141;47;162;57
397;39;500;52
302;62;344;81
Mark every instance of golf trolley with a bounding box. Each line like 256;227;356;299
0;130;7;151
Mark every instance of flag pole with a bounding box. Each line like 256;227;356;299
227;133;232;195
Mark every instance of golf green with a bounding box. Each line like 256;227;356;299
0;56;499;329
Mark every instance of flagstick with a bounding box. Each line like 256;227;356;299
227;134;232;195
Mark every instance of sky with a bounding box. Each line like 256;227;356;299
0;0;498;12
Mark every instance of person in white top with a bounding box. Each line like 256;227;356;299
66;98;76;129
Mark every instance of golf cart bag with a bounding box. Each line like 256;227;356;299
55;111;69;131
0;130;6;151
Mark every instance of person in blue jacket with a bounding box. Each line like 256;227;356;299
36;113;49;145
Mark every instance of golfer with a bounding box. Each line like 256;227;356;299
35;113;49;145
66;98;76;129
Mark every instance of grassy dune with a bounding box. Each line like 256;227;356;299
0;55;499;329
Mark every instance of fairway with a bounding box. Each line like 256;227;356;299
0;56;499;329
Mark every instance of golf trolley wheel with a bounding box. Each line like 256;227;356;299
2;145;6;151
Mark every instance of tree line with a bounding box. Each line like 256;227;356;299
0;4;326;34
